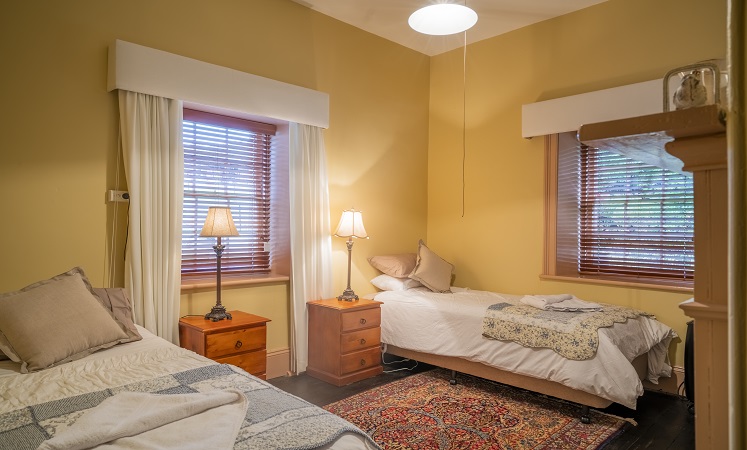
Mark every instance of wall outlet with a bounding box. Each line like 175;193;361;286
107;190;130;203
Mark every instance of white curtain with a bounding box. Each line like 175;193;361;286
289;123;333;374
118;90;184;344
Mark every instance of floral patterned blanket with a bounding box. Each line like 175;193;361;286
482;302;654;360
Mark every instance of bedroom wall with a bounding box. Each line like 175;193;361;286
0;0;430;354
426;0;727;367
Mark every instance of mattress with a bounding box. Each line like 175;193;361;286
374;287;675;409
0;326;377;450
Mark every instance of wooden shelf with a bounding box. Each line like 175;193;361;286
578;104;726;172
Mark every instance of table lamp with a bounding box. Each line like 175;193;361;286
334;208;368;301
200;206;239;321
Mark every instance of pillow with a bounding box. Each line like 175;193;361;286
371;274;423;291
367;253;417;277
409;240;454;293
0;267;142;373
93;287;140;338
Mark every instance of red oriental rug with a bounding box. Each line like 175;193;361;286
324;369;629;449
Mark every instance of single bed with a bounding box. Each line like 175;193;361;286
373;287;676;415
0;268;377;450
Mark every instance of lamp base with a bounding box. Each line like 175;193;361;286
337;288;359;302
205;304;232;322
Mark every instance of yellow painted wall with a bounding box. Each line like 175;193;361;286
0;0;430;352
0;0;728;366
427;0;727;366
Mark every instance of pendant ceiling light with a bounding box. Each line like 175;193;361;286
408;3;478;36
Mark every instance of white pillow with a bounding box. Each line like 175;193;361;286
409;240;454;293
371;274;422;291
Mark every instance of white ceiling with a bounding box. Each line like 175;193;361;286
292;0;608;56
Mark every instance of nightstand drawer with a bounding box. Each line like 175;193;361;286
216;349;267;378
205;326;266;359
340;347;381;375
341;308;380;332
341;327;380;354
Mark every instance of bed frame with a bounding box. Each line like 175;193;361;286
384;344;648;422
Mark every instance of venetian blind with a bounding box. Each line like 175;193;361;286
181;109;276;277
575;144;694;282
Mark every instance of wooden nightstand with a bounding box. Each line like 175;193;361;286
179;310;271;380
307;298;383;386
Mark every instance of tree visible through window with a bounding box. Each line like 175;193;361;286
181;109;276;278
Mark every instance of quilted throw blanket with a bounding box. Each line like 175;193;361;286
482;302;654;360
0;364;376;450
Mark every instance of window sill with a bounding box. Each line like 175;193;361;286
540;274;693;294
181;273;289;293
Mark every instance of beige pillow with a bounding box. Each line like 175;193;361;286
0;267;142;373
368;253;417;277
409;240;454;293
93;287;140;338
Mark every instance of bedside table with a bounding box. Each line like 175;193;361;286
179;310;271;380
307;298;383;386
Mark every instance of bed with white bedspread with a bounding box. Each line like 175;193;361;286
0;267;377;449
374;287;675;410
0;326;378;450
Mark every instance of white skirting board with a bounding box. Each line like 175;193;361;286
266;348;291;380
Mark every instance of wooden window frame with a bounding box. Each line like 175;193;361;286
542;133;694;294
181;109;277;280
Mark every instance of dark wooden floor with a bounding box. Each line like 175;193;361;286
269;356;694;450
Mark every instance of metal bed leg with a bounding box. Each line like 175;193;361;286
449;370;457;385
580;405;591;424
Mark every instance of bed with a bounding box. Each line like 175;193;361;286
0;268;378;450
372;287;676;416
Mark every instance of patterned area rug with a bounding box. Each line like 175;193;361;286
324;369;629;449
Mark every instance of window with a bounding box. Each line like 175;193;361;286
181;109;277;278
544;132;694;290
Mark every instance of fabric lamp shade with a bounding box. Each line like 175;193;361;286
334;209;368;239
200;207;239;237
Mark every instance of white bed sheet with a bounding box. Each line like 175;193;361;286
0;325;375;450
375;288;675;409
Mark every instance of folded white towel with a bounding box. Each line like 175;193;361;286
520;295;602;312
534;294;572;304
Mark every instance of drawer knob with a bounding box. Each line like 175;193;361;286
360;359;366;366
359;318;367;325
235;340;243;350
360;338;366;345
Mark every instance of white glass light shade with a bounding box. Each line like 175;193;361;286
200;207;239;237
408;4;478;36
334;209;368;239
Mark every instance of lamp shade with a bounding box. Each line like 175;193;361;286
408;4;478;36
200;207;239;237
334;209;368;239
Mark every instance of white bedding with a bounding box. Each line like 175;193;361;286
0;326;375;450
375;287;675;409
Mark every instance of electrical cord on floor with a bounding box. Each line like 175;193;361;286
381;344;419;373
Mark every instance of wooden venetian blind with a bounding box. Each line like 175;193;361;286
181;109;276;277
575;144;694;282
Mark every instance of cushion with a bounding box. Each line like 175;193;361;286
93;287;140;338
0;267;142;373
371;274;423;291
367;253;417;277
409;240;454;293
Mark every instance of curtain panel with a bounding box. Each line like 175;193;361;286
289;123;333;374
118;90;184;344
